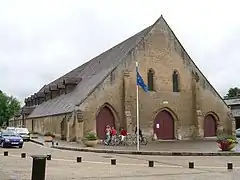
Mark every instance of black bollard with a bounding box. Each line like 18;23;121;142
227;162;233;170
31;155;47;180
47;155;51;160
189;162;194;169
148;161;154;167
77;157;82;163
4;151;8;156
111;159;116;165
21;153;26;158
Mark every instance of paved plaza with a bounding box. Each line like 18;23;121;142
26;132;238;152
0;142;240;179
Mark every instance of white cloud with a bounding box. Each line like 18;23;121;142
0;0;240;103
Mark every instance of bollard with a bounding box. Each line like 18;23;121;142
189;162;194;169
148;161;154;167
21;153;26;158
4;151;8;156
56;142;58;146
111;159;116;165
77;157;82;163
47;155;51;160
227;162;233;170
31;155;47;180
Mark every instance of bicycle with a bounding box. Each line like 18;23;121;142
133;135;148;145
117;134;133;146
109;135;120;146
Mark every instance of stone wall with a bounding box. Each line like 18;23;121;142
25;114;69;139
78;17;233;140
23;17;234;141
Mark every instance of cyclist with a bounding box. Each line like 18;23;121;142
120;127;127;142
135;127;143;141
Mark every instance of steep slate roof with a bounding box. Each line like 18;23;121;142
28;15;227;118
28;24;153;118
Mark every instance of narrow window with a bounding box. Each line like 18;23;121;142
172;70;180;92
148;69;154;91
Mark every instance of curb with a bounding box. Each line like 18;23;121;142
30;139;44;146
52;145;240;156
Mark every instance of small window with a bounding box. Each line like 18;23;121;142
147;69;154;91
172;70;180;92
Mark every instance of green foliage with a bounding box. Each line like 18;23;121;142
216;132;237;151
44;132;55;137
84;132;97;141
30;131;38;135
217;133;236;141
225;87;240;99
217;132;237;143
0;90;21;126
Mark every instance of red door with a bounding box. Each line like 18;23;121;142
96;106;115;139
204;115;216;137
154;110;174;140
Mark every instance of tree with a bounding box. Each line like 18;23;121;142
0;91;21;126
225;87;240;99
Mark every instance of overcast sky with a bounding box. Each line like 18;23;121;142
0;0;239;104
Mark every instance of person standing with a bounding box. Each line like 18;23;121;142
105;125;111;145
111;127;117;144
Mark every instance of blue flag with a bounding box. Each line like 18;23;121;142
136;67;148;92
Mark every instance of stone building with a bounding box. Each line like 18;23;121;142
225;98;240;129
17;15;234;141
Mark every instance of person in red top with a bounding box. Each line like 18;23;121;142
120;128;127;142
111;127;117;143
111;127;117;136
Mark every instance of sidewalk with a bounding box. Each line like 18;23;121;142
29;135;240;156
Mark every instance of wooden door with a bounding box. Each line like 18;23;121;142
96;106;115;139
204;115;216;137
154;110;174;140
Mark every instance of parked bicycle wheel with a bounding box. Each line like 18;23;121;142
133;136;147;145
115;137;121;146
126;133;133;140
124;136;133;146
133;137;137;145
140;137;147;145
110;137;120;146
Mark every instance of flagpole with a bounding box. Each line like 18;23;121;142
136;61;140;151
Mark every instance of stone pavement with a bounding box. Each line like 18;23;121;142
32;136;221;151
30;136;240;156
1;142;240;179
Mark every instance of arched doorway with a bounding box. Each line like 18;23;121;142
204;114;217;137
96;106;115;139
154;110;174;140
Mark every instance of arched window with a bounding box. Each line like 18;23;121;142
172;70;180;92
148;69;154;91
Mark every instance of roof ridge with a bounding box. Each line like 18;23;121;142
160;16;228;107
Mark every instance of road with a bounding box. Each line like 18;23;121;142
0;142;240;179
